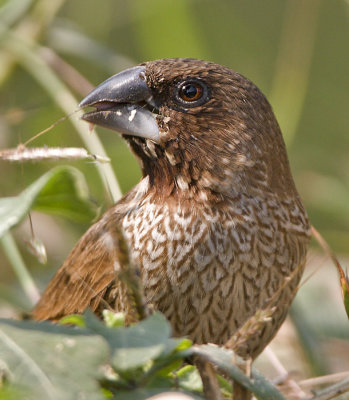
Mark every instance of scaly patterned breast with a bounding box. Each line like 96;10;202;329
122;192;310;358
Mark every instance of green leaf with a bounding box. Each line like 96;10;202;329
0;383;26;400
192;345;285;400
58;314;86;327
177;365;203;392
84;312;172;372
102;310;125;328
141;338;193;381
217;374;233;398
0;319;109;400
32;166;98;222
0;166;98;238
148;358;184;379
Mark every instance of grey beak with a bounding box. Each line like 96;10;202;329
79;66;160;142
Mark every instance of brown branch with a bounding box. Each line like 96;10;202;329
194;356;223;400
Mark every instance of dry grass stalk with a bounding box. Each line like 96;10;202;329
264;346;306;399
225;308;275;353
0;145;110;163
299;372;349;389
225;254;306;353
113;226;151;322
311;225;349;318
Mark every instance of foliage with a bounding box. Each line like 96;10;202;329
0;312;287;400
0;166;98;238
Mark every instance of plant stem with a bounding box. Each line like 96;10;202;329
0;26;122;203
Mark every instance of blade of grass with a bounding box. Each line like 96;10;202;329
0;0;66;85
269;0;321;146
48;23;134;73
0;0;34;27
0;232;40;306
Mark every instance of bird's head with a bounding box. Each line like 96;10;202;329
80;58;296;200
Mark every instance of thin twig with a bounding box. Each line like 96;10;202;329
299;372;349;389
113;226;150;321
264;346;307;399
309;377;349;400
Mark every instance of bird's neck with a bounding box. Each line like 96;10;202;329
126;134;298;202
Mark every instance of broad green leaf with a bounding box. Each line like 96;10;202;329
144;374;177;390
85;311;172;372
155;338;190;360
32;166;98;221
142;338;193;381
0;166;98;238
148;358;184;379
0;319;109;400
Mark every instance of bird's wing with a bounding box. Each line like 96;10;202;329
32;207;125;321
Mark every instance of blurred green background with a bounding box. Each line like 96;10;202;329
0;0;348;384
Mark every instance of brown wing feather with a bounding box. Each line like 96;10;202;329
33;206;124;321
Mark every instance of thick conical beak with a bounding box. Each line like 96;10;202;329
79;66;160;142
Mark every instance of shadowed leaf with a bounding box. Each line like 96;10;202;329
84;311;172;372
0;166;98;238
0;319;109;400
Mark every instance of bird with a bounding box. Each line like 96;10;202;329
33;58;311;360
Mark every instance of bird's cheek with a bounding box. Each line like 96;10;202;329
156;113;173;143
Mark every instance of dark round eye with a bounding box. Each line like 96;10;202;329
179;82;203;102
175;79;209;108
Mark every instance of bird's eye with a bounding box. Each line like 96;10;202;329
175;79;209;108
179;83;203;102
